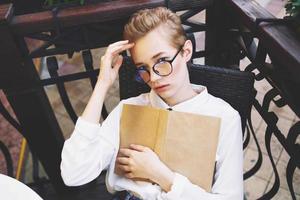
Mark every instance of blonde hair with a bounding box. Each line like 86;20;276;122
123;7;186;49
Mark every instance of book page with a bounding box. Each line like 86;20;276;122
118;104;221;191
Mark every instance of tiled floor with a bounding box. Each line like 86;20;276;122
1;0;299;199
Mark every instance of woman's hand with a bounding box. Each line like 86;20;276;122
81;40;134;123
116;144;175;192
98;40;134;88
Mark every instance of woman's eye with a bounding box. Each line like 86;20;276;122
137;65;148;70
158;57;167;62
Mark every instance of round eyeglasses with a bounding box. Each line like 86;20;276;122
134;47;183;83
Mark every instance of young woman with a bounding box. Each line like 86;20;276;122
61;7;243;200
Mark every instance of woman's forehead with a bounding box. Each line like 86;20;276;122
130;28;175;63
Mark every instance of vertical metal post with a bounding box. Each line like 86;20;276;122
205;0;219;66
205;0;240;68
0;4;68;192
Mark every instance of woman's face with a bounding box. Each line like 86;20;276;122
130;26;193;104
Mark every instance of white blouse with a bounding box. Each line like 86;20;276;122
61;85;243;200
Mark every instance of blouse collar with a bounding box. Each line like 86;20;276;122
149;84;209;111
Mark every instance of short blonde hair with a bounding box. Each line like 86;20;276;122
123;7;186;49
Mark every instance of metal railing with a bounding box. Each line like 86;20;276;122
0;0;299;199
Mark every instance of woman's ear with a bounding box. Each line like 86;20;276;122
182;40;193;62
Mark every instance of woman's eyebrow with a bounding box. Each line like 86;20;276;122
152;52;165;59
134;52;165;66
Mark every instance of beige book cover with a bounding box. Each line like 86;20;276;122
117;104;221;192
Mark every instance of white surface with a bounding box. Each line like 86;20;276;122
0;174;43;200
254;0;271;7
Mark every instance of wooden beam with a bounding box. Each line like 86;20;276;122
10;0;165;35
226;0;300;82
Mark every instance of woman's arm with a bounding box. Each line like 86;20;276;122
60;40;134;186
82;40;134;123
60;106;121;186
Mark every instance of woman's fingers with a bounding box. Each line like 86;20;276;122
130;144;147;152
108;40;130;47
97;40;133;88
116;157;130;165
106;43;134;57
101;42;133;70
119;148;133;157
124;172;134;179
112;55;123;69
117;164;131;172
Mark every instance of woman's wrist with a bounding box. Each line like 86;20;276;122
81;80;110;123
151;164;175;192
96;79;111;91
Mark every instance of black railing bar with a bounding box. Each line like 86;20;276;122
47;56;78;123
0;140;13;177
40;69;99;86
286;160;297;200
183;21;206;29
253;98;300;167
243;124;250;149
255;17;295;27
260;125;281;199
27;33;87;49
28;27;82;57
0;97;22;132
193;50;207;59
243;117;263;179
30;45;88;58
185;26;206;34
180;7;206;21
26;33;53;41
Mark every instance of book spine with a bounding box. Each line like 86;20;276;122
154;110;168;161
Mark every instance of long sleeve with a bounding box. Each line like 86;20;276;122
159;112;243;200
60;103;122;186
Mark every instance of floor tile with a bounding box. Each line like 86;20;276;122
244;148;275;181
256;115;293;140
244;175;268;199
249;106;263;132
264;186;297;200
269;103;296;121
248;128;283;161
270;160;300;195
55;112;76;139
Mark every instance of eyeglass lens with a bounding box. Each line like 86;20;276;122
136;62;172;83
154;61;172;76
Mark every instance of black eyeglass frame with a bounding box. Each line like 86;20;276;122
135;46;183;83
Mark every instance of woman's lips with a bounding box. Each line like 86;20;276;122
154;84;169;92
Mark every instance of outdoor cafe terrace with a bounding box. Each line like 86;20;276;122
0;0;299;199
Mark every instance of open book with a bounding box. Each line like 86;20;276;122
117;104;221;192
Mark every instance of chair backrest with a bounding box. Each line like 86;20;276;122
119;58;255;132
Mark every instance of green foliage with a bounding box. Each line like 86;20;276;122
285;0;300;17
44;0;85;7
